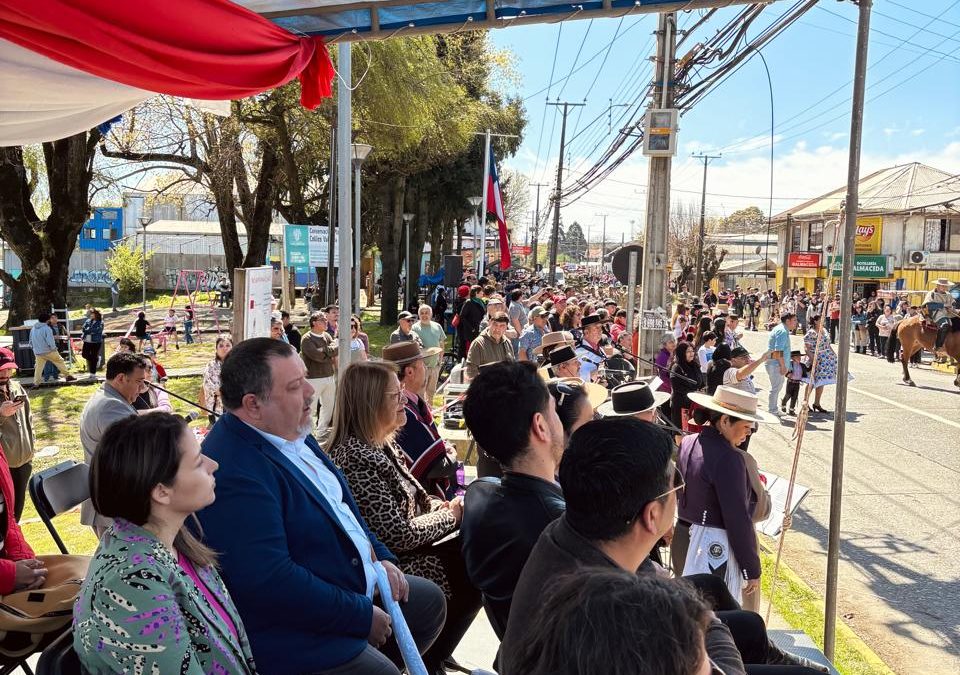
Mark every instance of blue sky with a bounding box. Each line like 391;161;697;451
489;1;960;242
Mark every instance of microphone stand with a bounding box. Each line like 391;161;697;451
610;342;700;387
146;381;220;419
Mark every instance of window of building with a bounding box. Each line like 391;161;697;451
808;222;824;252
925;218;960;252
791;224;802;251
86;228;97;239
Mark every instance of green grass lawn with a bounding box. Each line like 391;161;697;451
20;375;205;556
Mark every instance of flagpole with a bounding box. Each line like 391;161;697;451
479;129;492;278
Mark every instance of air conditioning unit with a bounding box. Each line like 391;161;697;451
908;250;930;265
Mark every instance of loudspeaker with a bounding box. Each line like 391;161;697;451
612;245;644;284
443;255;463;287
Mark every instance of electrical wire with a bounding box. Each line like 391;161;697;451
530;24;564;186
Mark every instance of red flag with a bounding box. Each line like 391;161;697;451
485;145;511;269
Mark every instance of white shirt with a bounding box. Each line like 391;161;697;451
697;345;715;373
723;366;757;394
244;422;377;597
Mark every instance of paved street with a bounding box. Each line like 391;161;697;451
737;329;960;675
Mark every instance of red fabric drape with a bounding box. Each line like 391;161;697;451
0;0;334;108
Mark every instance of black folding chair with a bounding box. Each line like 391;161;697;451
35;630;80;675
28;461;90;555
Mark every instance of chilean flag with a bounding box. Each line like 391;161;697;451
485;145;512;270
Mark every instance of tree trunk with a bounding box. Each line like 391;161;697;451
378;175;405;326
0;133;99;328
240;142;281;268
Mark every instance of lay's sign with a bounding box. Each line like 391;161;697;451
854;216;882;254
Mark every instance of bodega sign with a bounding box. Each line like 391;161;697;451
854;216;882;254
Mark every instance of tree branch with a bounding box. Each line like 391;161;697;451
99;144;211;174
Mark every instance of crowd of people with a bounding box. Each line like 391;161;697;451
1;267;955;674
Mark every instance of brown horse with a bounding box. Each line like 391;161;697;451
886;314;960;389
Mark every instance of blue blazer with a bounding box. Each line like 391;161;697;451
197;413;397;675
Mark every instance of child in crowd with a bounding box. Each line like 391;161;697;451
161;308;179;352
133;312;152;351
781;350;809;415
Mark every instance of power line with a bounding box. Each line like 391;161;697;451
886;0;960;30
530;24;564;185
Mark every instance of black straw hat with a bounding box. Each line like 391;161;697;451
596;381;670;417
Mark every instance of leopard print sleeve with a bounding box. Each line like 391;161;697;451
330;437;457;554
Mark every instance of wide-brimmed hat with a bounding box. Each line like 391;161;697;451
547;345;578;367
382;341;442;366
548;377;609;410
0;348;17;371
596;381;670;418
533;330;576;355
688;386;778;424
933;277;952;287
397;311;415;321
581;313;602;328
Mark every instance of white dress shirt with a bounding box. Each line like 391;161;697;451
244;422;377;597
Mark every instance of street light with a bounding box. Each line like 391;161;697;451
138;210;152;311
402;212;414;310
351;143;373;315
468;196;482;274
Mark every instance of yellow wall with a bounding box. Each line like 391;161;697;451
893;267;960;292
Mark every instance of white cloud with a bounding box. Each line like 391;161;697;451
910;128;926;137
883;127;897;137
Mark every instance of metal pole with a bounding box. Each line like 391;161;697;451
637;12;675;375
141;225;147;311
280;236;290;312
336;44;353;373
479;130;492;278
824;0;872;661
354;164;362;314
326;124;337;306
548;105;567;286
405;220;411;305
693;153;720;296
531;183;546;271
626;250;638;347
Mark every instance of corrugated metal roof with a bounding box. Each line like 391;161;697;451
148;220;285;236
773;162;960;221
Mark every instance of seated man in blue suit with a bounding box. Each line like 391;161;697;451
197;338;446;675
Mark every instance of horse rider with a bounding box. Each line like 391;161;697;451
921;277;959;351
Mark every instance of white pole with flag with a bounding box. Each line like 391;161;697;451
479;129;491;278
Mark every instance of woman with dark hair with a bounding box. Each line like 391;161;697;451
80;308;104;376
803;314;838;414
676;387;777;608
669;341;704;431
546;378;604;441
705;343;733;395
201;336;232;417
457;284;486;356
327;361;480;675
74;413;256;674
692;315;713;345
506;570;712;675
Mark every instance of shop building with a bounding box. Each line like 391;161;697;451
772;162;960;299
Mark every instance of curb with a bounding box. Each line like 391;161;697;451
759;546;894;675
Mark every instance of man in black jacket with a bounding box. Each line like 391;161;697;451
500;417;827;675
460;361;566;637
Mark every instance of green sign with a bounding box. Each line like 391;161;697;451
284;224;310;273
828;254;889;278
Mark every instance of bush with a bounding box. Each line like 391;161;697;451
104;243;153;295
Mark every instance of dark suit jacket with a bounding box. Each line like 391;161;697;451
197;413;397;675
460;472;565;638
500;515;744;675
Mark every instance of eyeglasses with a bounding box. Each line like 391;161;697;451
388;387;405;404
653;465;685;501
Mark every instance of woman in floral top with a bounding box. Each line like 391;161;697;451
327;361;480;674
201;336;232;417
74;413;256;674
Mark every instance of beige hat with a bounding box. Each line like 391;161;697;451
382;341;443;366
547;377;609;410
933;277;951;287
532;330;575;355
688;386;778;424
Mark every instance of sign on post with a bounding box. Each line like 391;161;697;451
284;224;340;273
232;266;274;344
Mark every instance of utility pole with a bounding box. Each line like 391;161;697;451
692;152;721;296
824;0;872;662
530;182;548;272
546;101;585;285
637;12;677;374
596;212;608;268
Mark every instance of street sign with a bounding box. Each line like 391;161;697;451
640;310;671;331
510;245;532;256
828;254;891;278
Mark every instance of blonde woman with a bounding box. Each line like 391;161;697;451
327;362;480;674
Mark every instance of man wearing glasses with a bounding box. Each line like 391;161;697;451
501;417;827;675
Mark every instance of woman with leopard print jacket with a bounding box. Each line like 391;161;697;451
327;361;481;675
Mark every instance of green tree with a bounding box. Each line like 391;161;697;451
104;243;153;295
718;206;765;233
562;221;587;261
